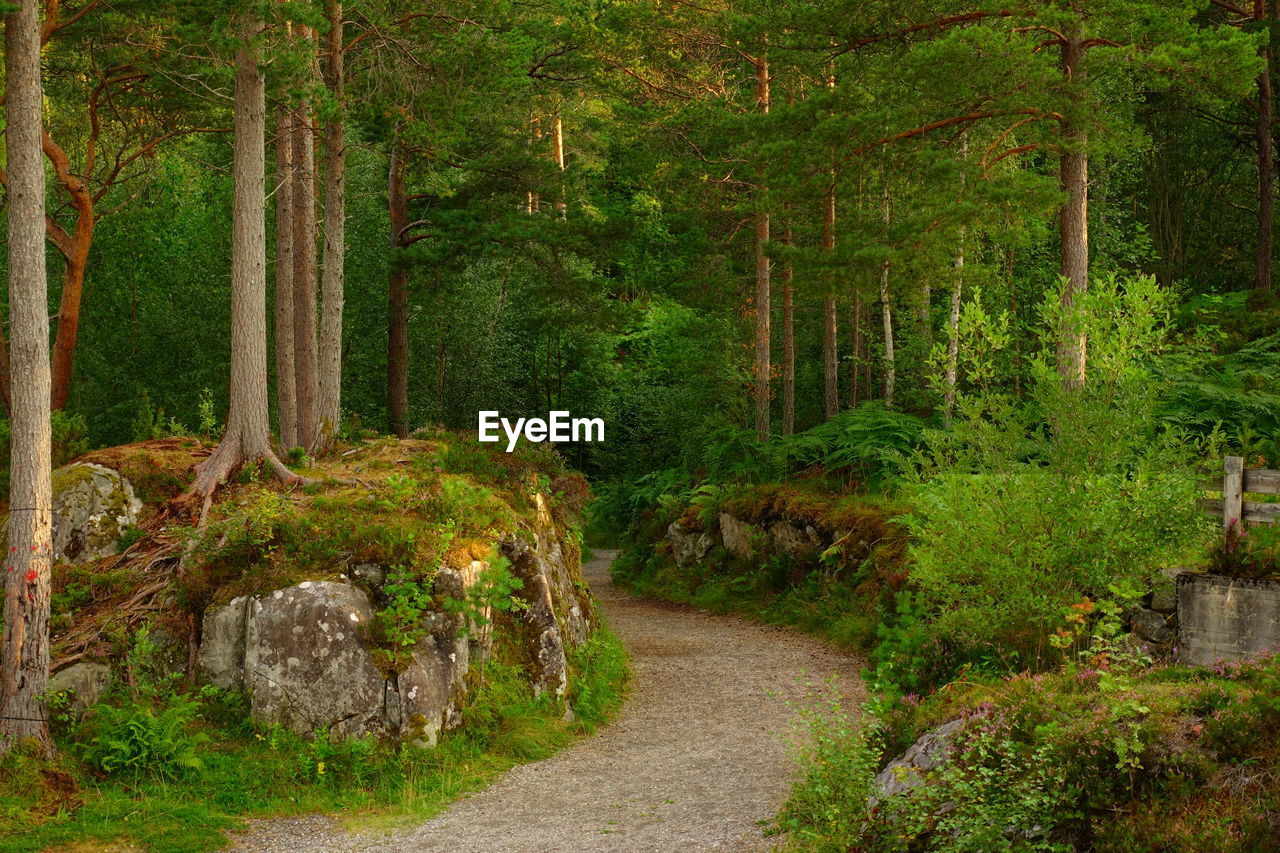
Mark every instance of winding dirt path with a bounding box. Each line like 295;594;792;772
232;550;863;853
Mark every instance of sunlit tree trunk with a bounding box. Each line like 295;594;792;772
189;17;299;514
388;142;410;439
1;0;53;755
274;106;297;450
849;296;864;407
315;0;345;452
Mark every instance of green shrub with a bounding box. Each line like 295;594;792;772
903;274;1215;667
77;693;210;778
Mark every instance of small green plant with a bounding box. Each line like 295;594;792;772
197;387;219;438
443;554;526;634
78;692;210;778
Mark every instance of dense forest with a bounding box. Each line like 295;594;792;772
3;0;1280;851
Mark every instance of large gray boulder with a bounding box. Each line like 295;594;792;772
243;582;389;738
46;462;142;564
872;718;965;803
668;520;714;567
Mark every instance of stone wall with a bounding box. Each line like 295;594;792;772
1178;573;1280;666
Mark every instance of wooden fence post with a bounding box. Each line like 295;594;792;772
1223;455;1245;531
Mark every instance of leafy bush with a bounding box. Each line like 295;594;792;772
902;274;1214;666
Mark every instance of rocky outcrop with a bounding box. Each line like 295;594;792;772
42;462;142;564
199;578;480;742
718;512;759;561
871;718;965;803
500;493;593;698
668;520;714;567
197;491;591;742
47;661;112;713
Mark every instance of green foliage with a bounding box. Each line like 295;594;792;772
442;554;526;633
77;693;210;778
773;690;881;851
902;275;1215;665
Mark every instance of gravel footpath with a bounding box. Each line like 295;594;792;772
229;549;863;853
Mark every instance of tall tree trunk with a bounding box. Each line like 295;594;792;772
782;226;794;436
315;0;345;451
274;106;297;450
1;0;53;755
944;247;963;424
292;47;318;449
823;171;838;419
188;17;298;514
880;189;895;409
1057;37;1089;389
1257;20;1274;293
388;142;410;439
753;54;771;439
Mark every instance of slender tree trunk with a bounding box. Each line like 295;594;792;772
292;46;319;448
1257;23;1274;293
823;172;838;419
273;106;297;450
315;0;345;451
552;105;566;217
753;54;771;439
188;17;298;514
944;246;963;424
1057;37;1089;389
388;142;410;439
782;226;794;436
1;0;53;755
880;189;895;409
849;297;863;407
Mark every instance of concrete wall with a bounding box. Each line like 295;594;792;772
1178;573;1280;666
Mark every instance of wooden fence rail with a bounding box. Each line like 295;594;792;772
1199;456;1280;529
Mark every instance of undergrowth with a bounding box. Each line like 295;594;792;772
0;626;628;853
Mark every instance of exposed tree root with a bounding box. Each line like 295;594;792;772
184;434;308;526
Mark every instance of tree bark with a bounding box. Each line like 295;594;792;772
1057;36;1089;389
274;106;297;450
315;0;345;452
388;142;410;439
753;54;771;439
1;0;53;755
292;48;319;449
1257;22;1274;293
188;17;298;515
